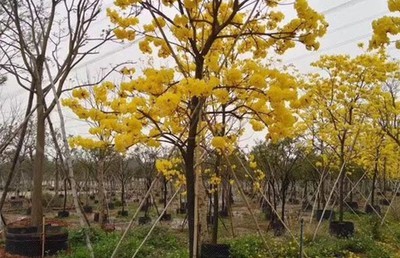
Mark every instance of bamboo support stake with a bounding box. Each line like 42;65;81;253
312;123;363;240
222;152;273;257
381;183;400;225
111;175;161;258
193;156;199;258
132;187;181;258
234;153;309;258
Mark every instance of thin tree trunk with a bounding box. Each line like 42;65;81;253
212;155;221;244
121;180;125;213
339;156;346;223
55;158;59;195
185;97;202;258
371;163;378;207
163;177;167;209
31;86;45;227
98;157;106;225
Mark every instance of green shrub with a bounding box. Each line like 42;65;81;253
229;235;270;258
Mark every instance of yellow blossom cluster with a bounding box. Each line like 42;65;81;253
210;135;237;154
370;0;400;49
72;88;90;99
68;136;107;150
155;158;186;187
108;0;327;61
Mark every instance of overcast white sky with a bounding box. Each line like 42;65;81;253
0;0;397;149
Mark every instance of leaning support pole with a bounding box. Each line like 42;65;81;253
0;92;35;215
235;153;309;258
132;187;181;258
111;175;161;258
45;61;94;258
312;125;363;240
222;152;273;257
381;182;400;225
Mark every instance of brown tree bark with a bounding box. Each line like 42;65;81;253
31;83;45;227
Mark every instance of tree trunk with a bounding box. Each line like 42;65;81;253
339;157;346;223
97;157;106;225
281;177;289;222
121;179;125;212
186;112;199;257
212;155;221;244
55;159;59;196
371;163;378;207
31;91;45;227
163;177;167;209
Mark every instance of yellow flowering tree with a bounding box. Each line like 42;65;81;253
63;85;116;225
363;75;400;202
66;0;327;255
370;0;400;49
251;138;303;235
301;51;399;224
354;126;399;208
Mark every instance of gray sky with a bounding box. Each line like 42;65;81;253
0;0;396;148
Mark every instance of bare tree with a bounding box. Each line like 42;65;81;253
0;0;114;227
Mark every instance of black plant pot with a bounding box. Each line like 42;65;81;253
5;225;68;257
89;195;95;200
365;204;381;214
58;210;70;218
117;210;129;217
346;201;359;211
161;213;172;221
315;210;335;221
138;216;151;225
379;199;390;206
83;205;93;213
94;212;108;223
200;244;230;258
107;202;115;210
329;221;355;238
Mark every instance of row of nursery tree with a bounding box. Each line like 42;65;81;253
1;0;400;257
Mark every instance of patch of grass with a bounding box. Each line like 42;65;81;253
58;226;188;258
